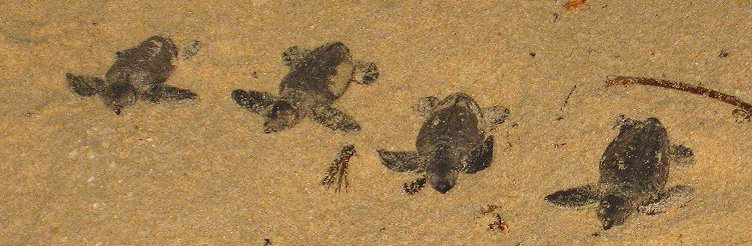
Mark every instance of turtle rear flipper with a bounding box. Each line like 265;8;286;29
413;96;439;117
180;40;201;60
66;73;104;96
143;85;197;102
545;184;600;207
352;61;379;85
377;150;423;172
232;89;276;114
482;105;510;132
282;46;311;67
312;106;361;132
464;136;494;174
638;185;695;215
669;144;694;167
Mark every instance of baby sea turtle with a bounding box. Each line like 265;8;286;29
66;35;198;115
377;92;510;194
545;116;695;230
231;42;379;133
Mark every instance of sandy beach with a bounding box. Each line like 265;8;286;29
2;0;751;244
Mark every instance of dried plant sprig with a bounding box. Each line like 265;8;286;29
321;144;356;193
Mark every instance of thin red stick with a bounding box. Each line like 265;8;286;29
606;76;752;115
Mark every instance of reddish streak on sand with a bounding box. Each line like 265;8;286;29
564;0;586;10
606;75;752;116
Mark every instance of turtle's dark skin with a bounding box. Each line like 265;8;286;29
66;35;198;115
545;116;696;230
232;42;379;133
377;93;510;194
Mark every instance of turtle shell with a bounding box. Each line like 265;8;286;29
105;36;178;93
416;92;485;156
598;118;670;195
279;42;355;105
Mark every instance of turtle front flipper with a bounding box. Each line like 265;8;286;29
312;106;361;132
232;89;276;114
282;46;311;67
464;136;494;174
638;185;695;215
482;105;510;132
413;96;439;117
669;144;694;167
352;61;379;85
143;85;198;103
377;149;423;172
544;184;601;207
66;73;104;96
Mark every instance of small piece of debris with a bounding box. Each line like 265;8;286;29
321;144;355;193
529;52;536;58
564;0;586;10
477;204;500;217
476;204;509;233
263;238;272;246
733;108;752;123
403;177;426;195
488;213;509;233
719;50;730;58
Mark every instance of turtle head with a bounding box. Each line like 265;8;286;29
263;100;300;133
597;194;633;230
425;147;460;194
102;83;137;115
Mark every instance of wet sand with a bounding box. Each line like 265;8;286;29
2;1;751;244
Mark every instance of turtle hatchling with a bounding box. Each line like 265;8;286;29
545;116;696;230
231;42;379;133
66;35;199;115
377;92;510;194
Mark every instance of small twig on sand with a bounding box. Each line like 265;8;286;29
560;85;578;112
606;76;752;122
321;144;356;193
555;85;578;121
